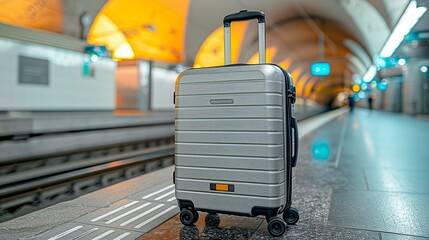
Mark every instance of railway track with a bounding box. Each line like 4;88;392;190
0;136;174;223
0;108;328;223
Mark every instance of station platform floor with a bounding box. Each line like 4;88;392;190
1;109;428;240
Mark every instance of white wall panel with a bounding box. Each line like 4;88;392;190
151;67;178;110
403;58;429;114
0;37;116;111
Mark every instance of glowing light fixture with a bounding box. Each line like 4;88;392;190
420;65;428;73
398;58;407;66
89;53;99;63
379;0;427;58
113;42;135;59
377;58;386;68
352;84;360;92
378;82;388;91
337;93;347;102
378;79;388;91
363;65;376;82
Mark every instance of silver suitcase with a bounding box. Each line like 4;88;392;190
174;10;299;237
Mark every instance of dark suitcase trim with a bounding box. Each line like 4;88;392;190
178;199;281;219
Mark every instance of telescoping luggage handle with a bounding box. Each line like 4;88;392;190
223;10;266;65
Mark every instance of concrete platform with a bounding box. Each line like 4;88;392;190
1;109;427;239
0;111;174;137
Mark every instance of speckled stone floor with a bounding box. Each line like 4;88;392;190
140;110;429;240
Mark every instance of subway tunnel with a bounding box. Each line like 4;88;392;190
0;0;428;239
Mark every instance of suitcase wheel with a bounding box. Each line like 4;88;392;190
283;207;300;225
267;217;286;237
191;209;199;223
180;208;199;226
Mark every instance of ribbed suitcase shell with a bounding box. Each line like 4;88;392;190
174;64;295;216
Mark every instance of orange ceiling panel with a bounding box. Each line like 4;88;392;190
0;0;63;33
247;46;278;64
89;14;127;50
194;21;249;67
88;0;190;63
290;68;304;84
278;59;292;70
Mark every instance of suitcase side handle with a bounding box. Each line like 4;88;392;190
291;117;299;167
223;10;266;65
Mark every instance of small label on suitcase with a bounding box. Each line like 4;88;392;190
210;183;235;192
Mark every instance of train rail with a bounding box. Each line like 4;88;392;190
0;108;328;223
0;136;174;223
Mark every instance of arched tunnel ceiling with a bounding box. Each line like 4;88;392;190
186;0;366;63
0;0;421;105
0;0;409;63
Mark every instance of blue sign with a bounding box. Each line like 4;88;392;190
85;45;107;56
378;81;388;91
85;45;107;63
311;62;330;76
405;31;429;42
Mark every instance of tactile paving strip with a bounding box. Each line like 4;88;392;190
75;198;179;232
33;181;178;240
33;222;142;240
130;181;177;203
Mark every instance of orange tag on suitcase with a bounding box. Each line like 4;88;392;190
216;184;229;191
210;183;234;192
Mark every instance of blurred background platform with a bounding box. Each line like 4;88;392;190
0;0;428;239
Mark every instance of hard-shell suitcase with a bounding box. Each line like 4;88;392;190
174;10;299;237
